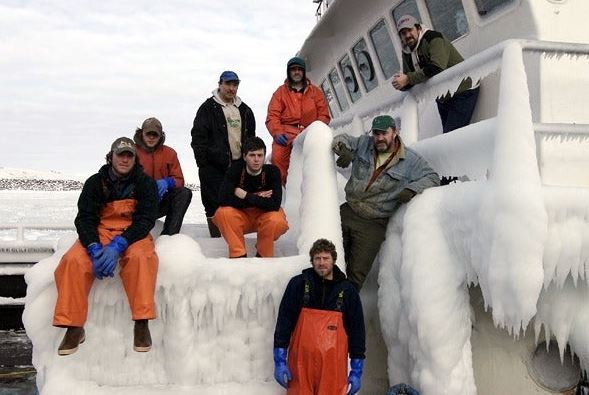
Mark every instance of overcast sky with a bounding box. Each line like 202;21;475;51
0;1;318;183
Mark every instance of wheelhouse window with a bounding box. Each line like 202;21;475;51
328;68;350;112
352;39;378;92
474;0;514;16
425;0;468;41
391;0;419;26
321;79;340;117
369;19;399;80
339;54;362;103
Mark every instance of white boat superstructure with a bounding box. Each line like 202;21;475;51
297;0;589;394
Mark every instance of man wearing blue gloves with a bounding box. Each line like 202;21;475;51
273;239;365;394
135;117;192;235
53;137;159;356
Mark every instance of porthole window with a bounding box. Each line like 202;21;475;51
339;55;362;103
328;68;350;112
392;0;419;26
474;0;514;16
425;0;468;41
321;79;340;117
352;39;378;92
369;19;399;80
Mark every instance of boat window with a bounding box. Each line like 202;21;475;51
321;79;340;117
352;39;378;92
424;0;468;41
369;20;399;80
328;68;350;112
391;0;420;27
474;0;514;16
339;55;362;103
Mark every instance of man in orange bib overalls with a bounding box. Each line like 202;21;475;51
53;137;159;356
273;239;365;394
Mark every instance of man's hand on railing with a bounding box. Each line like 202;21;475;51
392;73;409;90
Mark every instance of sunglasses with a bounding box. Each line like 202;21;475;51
144;131;160;138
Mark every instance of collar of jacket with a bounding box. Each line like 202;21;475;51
212;88;242;107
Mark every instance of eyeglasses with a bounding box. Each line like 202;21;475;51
144;131;160;138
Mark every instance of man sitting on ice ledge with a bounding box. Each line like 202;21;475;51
53;137;159;355
213;136;289;258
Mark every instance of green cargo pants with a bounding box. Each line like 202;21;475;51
340;203;388;290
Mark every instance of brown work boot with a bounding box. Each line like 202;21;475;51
206;217;221;238
58;327;85;356
133;319;152;352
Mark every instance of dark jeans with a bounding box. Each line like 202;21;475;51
436;87;479;134
198;165;226;218
340;203;388;291
159;187;192;235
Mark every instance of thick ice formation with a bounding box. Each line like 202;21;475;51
23;123;346;394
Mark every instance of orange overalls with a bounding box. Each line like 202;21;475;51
213;206;289;258
53;199;158;327
287;288;349;395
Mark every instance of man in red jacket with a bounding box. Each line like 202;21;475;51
134;117;192;235
266;56;331;185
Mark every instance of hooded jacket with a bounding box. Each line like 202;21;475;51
401;28;474;95
332;133;440;220
133;129;185;189
75;163;158;248
191;91;256;171
266;77;330;140
274;265;366;359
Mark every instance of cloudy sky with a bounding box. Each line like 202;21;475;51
0;0;318;182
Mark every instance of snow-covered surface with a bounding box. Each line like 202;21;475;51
6;45;589;393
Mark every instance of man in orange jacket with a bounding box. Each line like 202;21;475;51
53;137;159;356
134;117;192;235
266;56;331;185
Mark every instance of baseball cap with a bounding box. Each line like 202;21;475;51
111;137;136;155
141;117;162;136
371;115;396;132
396;15;420;32
287;56;306;70
219;70;240;83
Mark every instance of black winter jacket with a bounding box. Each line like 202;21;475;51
74;164;158;248
274;266;366;359
218;162;282;211
190;97;256;171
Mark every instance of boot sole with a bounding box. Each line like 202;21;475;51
133;344;151;352
58;334;86;356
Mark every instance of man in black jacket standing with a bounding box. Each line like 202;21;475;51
212;137;288;258
53;137;159;356
190;70;256;237
273;239;365;394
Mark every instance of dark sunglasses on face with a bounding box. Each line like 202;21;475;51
144;131;160;138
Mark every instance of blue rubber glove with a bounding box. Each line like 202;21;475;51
273;348;292;389
388;383;420;395
86;242;104;280
274;134;288;147
156;179;169;200
164;176;176;190
96;235;128;278
347;358;363;395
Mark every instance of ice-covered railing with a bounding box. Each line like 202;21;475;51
375;41;589;394
0;224;74;263
23;122;344;394
330;39;589;180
